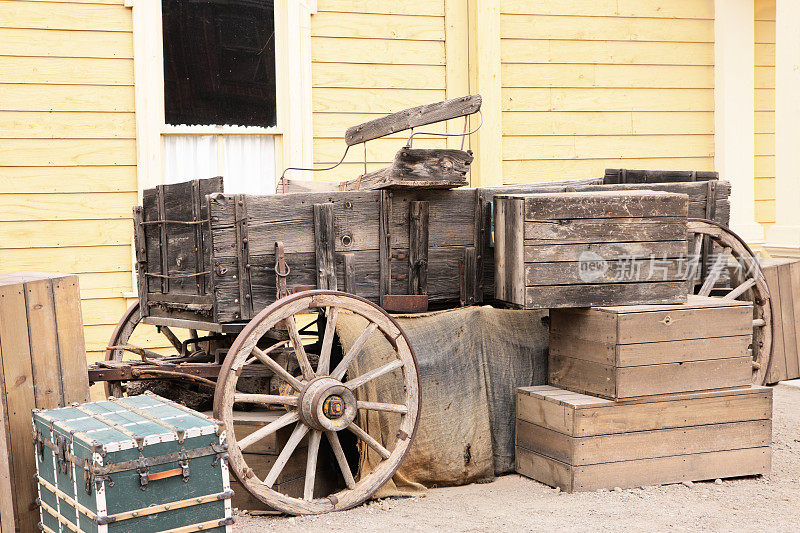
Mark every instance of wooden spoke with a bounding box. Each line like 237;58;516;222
325;431;356;490
331;322;378;381
347;421;391;460
356;401;408;414
698;246;731;297
238;411;299;452
244;339;290;366
304;430;322;501
157;325;183;352
284;317;315;380
725;277;757;300
344;359;403;391
233;393;298;407
264;422;310;488
317;307;338;376
251;346;304;391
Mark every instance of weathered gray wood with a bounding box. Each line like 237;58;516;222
525;281;687;309
343;253;356;294
525;259;686;286
344;148;472;190
409;201;429;295
603;168;719;184
524;240;688;263
157;184;168;293
524;217;687;244
313;203;337;290
461;247;476;305
522;190;688;220
234;194;253;320
379;191;392;300
344;94;481;145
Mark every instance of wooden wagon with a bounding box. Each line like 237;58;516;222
87;96;773;515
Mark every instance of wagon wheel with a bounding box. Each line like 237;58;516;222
104;302;220;397
687;218;773;384
213;290;420;515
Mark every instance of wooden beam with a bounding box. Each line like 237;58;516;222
313;203;337;291
344;94;481;146
409;201;429;295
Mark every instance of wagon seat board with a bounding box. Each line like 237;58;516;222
33;393;232;532
494;190;690;309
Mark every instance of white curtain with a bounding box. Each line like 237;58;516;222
163;134;276;194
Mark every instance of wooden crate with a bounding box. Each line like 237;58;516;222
494;190;689;309
549;295;753;399
0;273;89;532
515;385;772;492
215;411;341;511
758;258;800;383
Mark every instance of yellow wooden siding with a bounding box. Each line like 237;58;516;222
499;1;716;185
755;0;775;223
0;0;136;382
310;1;447;182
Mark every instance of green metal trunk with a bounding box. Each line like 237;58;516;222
32;392;233;532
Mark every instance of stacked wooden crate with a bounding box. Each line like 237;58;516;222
515;296;770;491
495;190;772;492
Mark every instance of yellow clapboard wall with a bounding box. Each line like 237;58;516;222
309;0;448;183
499;0;716;184
755;0;775;224
0;0;135;373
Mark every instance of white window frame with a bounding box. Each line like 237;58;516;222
127;0;315;198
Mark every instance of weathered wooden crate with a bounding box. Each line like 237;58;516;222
33;393;232;532
0;273;89;533
548;295;754;399
218;411;340;511
494;190;689;309
758;258;800;383
515;385;772;492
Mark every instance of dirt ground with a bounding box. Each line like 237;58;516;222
235;383;800;532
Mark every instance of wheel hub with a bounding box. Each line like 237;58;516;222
298;377;357;431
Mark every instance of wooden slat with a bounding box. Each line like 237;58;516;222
0;111;136;139
313;203;338;290
503;134;714;160
0;56;133;85
501;64;713;89
516;446;771;493
0;1;132;31
525;281;686;309
0;245;132;273
317;0;445;16
0;219;132;248
523;217;686;244
50;276;89;404
24;279;63;408
313;63;445;90
517;385;772;437
501;0;714;19
313;88;446;113
409;201;429;295
502;111;714;136
517;419;770;466
312;36;445;64
311;12;444;40
0;28;132;58
500;14;714;42
0;281;37;533
616;304;753;343
524;240;687;262
0;166;136;193
501;39;713;65
778;263;800;379
502;88;714;112
525;260;685;286
0;192;136;221
0;84;134;112
522;190;686;219
0;139;136;166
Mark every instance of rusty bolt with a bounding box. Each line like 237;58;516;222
242;238;248;244
245;294;251;299
238;200;243;206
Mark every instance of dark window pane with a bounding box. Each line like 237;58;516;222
163;0;276;128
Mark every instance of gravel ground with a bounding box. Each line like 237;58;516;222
235;383;800;532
